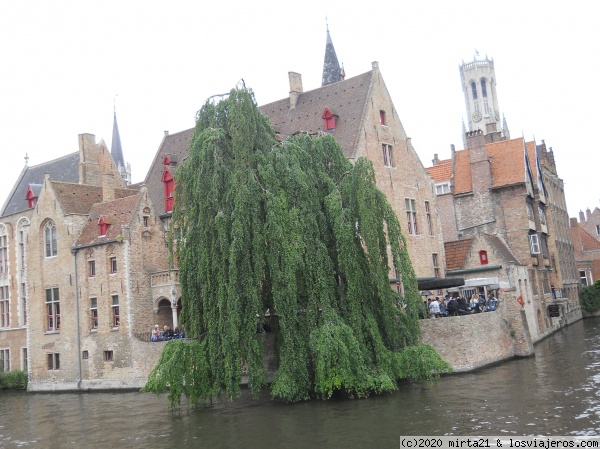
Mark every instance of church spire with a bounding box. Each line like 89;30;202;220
111;109;131;185
322;24;342;86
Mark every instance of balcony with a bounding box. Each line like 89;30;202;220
151;270;179;287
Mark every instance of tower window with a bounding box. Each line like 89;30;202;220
471;81;478;100
481;79;487;97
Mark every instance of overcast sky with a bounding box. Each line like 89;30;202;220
1;0;597;218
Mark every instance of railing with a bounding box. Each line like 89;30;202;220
151;270;179;287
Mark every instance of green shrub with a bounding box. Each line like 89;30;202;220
0;370;28;390
581;280;600;314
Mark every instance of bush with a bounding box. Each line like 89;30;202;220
0;370;28;390
581;280;600;314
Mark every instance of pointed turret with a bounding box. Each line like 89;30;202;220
111;111;131;185
322;25;342;86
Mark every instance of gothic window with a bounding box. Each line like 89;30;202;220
44;221;57;258
526;202;534;221
483;97;490;115
0;286;9;328
529;233;541;255
481;79;487;97
432;253;440;278
538;205;547;226
382;144;394;167
471;81;477;100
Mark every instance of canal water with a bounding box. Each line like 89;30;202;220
1;318;599;448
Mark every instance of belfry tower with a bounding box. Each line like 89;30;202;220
459;55;509;144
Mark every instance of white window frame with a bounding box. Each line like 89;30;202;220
47;353;60;370
111;295;120;328
45;287;60;332
382;144;394;168
434;182;450;195
0;348;9;372
109;257;117;274
90;297;98;330
529;234;541;255
0;227;7;274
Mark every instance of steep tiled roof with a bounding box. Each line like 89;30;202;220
426;158;451;182
259;70;373;159
483;233;521;264
144;128;194;217
51;181;138;215
444;239;474;270
1;152;80;217
76;194;141;246
452;137;536;195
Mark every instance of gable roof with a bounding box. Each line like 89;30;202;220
76;194;141;246
1;152;80;217
426;158;451;183
51;181;138;215
259;70;373;159
482;233;521;264
444;239;474;270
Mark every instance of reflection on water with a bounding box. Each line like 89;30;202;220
1;318;599;448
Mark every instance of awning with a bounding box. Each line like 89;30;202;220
417;277;465;291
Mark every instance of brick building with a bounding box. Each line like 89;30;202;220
570;212;600;286
145;30;454;294
425;56;581;340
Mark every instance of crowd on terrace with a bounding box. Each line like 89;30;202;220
422;292;499;319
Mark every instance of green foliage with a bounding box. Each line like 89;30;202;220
581;280;600;314
0;370;28;390
144;84;450;408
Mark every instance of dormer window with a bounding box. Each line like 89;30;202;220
479;250;488;265
26;184;40;209
162;167;175;212
322;107;336;131
380;110;386;126
98;217;109;237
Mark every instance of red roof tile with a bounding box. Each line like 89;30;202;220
444;239;474;270
426;159;451;182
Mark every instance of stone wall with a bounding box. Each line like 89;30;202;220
420;300;534;372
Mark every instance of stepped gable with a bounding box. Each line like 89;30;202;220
483;233;521;264
453;137;537;195
144;128;194;217
76;194;140;246
444;238;474;270
426;158;451;182
1;152;79;217
259;70;373;160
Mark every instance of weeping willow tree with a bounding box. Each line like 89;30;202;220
142;84;451;407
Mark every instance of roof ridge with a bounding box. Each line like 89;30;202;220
27;151;79;169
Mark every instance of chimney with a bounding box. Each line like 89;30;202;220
586;208;592;221
371;61;379;70
102;173;115;203
289;72;303;109
579;210;585;223
164;130;169;137
78;133;100;186
432;153;439;166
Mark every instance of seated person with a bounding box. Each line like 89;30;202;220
151;325;160;342
447;298;458;316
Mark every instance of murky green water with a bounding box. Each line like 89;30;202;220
1;318;599;448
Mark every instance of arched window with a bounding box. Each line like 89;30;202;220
480;79;487;97
479;250;488;265
44;221;57;258
471;81;478;100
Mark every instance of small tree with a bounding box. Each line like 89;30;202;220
581;280;600;314
142;85;450;407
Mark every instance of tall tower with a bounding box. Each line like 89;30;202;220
322;25;342;87
460;55;507;140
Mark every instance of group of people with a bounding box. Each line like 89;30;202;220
423;292;499;319
150;323;186;341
